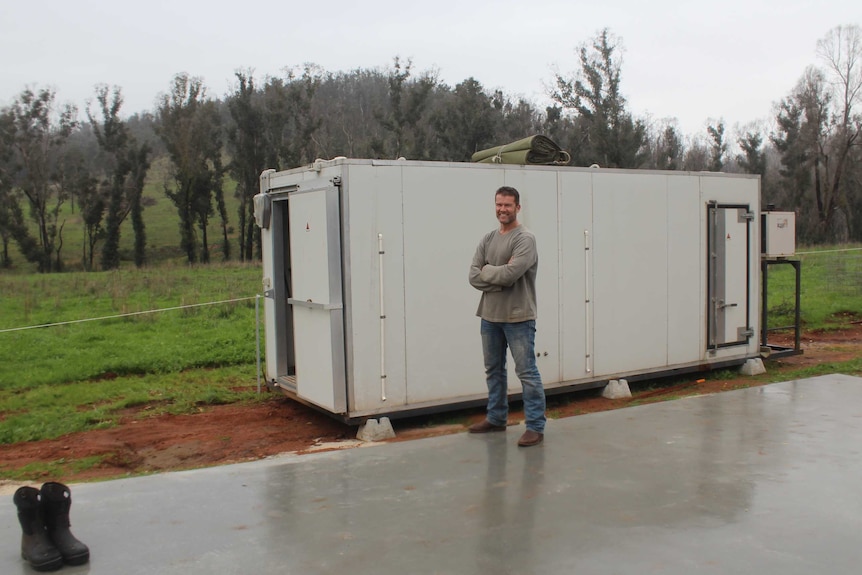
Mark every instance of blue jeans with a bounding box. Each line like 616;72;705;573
481;319;546;433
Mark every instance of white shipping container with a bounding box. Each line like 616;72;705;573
255;159;761;422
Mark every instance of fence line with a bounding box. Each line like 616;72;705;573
0;296;259;334
796;247;862;255
794;248;862;298
1;294;266;393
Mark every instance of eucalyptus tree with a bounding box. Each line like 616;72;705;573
374;57;436;159
816;24;862;240
87;85;151;270
773;68;841;242
262;65;324;171
494;93;543;144
0;107;20;267
226;70;267;261
707;120;727;172
682;137;710;172
431;77;498;161
653;122;684;170
551;28;647;168
156;73;226;263
772;25;862;242
737;130;766;177
1;87;77;272
311;68;389;159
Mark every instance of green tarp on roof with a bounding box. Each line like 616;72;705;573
471;135;571;165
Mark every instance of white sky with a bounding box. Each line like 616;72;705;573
0;0;859;138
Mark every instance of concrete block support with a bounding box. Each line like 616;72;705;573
740;358;767;376
602;379;632;399
357;417;396;442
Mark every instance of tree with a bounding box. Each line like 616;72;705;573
773;66;844;242
815;24;862;239
54;144;101;270
431;77;497;161
654;122;684;170
226;70;267;261
374;57;436;159
262;66;324;171
493;93;543;144
76;168;105;271
89;85;127;270
551;28;647;167
156;73;226;264
87;85;151;270
707;120;727;171
772;74;815;216
683;136;710;171
2;88;77;272
126;142;151;267
772;25;862;243
0;108;17;267
311;68;389;159
737;130;766;176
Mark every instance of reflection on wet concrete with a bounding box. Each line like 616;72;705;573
2;375;862;574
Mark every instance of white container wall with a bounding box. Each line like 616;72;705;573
256;159;761;421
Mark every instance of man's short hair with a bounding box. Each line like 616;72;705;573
495;186;520;206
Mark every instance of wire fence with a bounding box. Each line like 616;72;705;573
0;296;259;334
0;294;266;393
796;247;862;297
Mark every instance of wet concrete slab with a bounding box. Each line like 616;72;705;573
3;374;862;574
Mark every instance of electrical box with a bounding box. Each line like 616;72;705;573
762;212;796;258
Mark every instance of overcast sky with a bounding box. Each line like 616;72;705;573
1;1;859;138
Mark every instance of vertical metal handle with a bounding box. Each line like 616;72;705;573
584;230;592;374
378;233;387;401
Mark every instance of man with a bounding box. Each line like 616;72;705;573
468;186;546;447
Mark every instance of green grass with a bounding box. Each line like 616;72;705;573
0;262;264;445
0;263;262;388
0;456;107;482
0;365;260;444
764;244;862;330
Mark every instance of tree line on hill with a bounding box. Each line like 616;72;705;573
0;26;860;273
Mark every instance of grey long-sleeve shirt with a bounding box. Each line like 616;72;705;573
468;225;538;323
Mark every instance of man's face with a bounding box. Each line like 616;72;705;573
495;193;520;226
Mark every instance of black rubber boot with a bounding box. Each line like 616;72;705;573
12;486;63;572
40;482;90;566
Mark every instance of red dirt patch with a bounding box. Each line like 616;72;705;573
1;324;860;487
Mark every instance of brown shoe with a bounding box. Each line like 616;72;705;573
517;430;544;447
468;420;507;433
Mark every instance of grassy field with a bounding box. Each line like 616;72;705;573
763;244;862;330
0;262;263;443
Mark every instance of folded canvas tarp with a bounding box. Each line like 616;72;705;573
471;135;571;165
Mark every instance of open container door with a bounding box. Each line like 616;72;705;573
707;202;754;350
286;185;347;413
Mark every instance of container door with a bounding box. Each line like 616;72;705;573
707;203;753;349
287;186;347;413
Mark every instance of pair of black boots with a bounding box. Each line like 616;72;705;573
13;482;90;572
